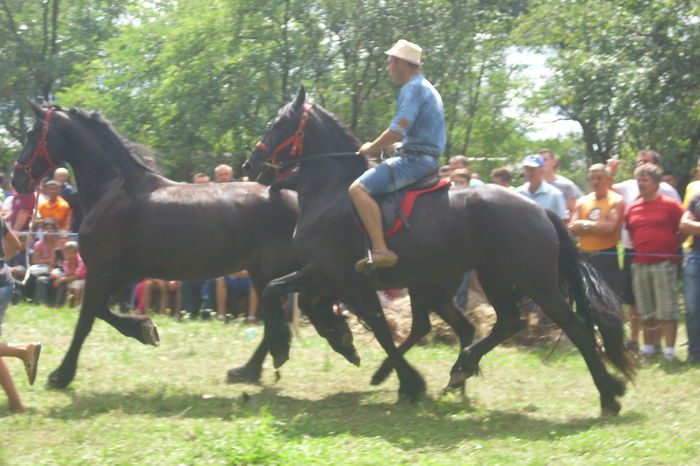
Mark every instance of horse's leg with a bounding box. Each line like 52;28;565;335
49;274;158;388
447;266;525;390
534;292;626;416
261;265;316;368
371;278;476;386
226;268;270;384
303;293;360;366
370;286;431;386
344;288;426;402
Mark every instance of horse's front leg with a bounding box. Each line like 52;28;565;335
261;265;316;368
344;288;426;402
49;273;158;389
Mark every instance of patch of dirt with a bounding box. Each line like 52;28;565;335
345;288;560;347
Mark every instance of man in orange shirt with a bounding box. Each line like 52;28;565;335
38;180;72;231
568;163;624;293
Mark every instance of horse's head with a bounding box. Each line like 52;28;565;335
246;87;311;185
13;101;69;193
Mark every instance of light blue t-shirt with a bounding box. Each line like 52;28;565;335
389;74;445;157
516;181;569;220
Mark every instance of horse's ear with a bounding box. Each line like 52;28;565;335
294;86;306;108
28;100;46;119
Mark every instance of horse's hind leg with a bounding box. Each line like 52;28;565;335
447;267;525;389
371;277;475;386
345;288;426;402
535;292;626;416
370;286;432;386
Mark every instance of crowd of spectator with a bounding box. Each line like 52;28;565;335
0;163;259;324
441;148;699;365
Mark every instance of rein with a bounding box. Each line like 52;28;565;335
14;107;59;189
256;103;361;177
256;103;313;179
263;150;361;173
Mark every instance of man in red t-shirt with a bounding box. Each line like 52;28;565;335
626;163;684;362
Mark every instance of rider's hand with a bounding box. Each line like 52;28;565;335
359;142;375;158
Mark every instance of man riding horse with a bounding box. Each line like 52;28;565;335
349;39;445;272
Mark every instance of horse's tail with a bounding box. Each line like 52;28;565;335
546;209;637;380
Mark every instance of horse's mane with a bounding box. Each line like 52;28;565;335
277;97;361;151
65;106;157;173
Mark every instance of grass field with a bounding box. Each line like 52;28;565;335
1;303;699;464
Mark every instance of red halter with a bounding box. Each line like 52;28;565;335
256;103;312;178
15;107;58;189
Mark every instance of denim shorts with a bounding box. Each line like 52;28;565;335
357;152;439;196
0;282;15;336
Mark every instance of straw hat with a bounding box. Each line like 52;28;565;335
385;39;422;65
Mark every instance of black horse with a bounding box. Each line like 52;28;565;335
12;102;360;387
12;102;474;389
246;88;636;415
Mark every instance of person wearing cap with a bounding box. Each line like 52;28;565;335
515;154;568;222
538;148;583;217
349;39;445;271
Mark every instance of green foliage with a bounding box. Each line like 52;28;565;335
53;0;534;179
514;0;700;182
0;0;134;167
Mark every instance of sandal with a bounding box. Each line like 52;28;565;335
354;250;398;272
24;343;41;386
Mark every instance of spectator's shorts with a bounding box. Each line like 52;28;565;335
0;282;14;336
224;276;252;296
631;260;679;321
68;279;85;291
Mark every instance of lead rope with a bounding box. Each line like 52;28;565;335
19;189;40;286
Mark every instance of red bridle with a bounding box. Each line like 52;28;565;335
15;107;58;189
256;103;312;178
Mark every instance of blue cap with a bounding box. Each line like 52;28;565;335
522;154;544;167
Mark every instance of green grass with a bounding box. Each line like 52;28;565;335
1;303;699;464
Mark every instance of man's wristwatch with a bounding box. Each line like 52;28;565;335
582;220;591;232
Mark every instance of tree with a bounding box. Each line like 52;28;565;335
515;0;700;181
0;0;133;167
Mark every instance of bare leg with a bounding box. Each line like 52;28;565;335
348;182;397;270
247;287;259;323
660;319;678;348
642;318;661;347
141;280;154;315
629;306;641;343
0;358;24;413
216;277;227;317
155;280;167;315
170;281;181;316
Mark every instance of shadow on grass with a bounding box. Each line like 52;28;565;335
45;386;644;449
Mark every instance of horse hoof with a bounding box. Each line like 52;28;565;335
439;381;466;397
447;370;468;389
398;389;424;403
48;370;71;389
370;363;392;386
226;366;261;385
346;351;361;367
272;353;289;369
601;399;621;417
141;320;160;346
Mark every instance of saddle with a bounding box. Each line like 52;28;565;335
352;170;450;237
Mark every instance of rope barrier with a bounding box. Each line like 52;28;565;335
582;250;686;259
